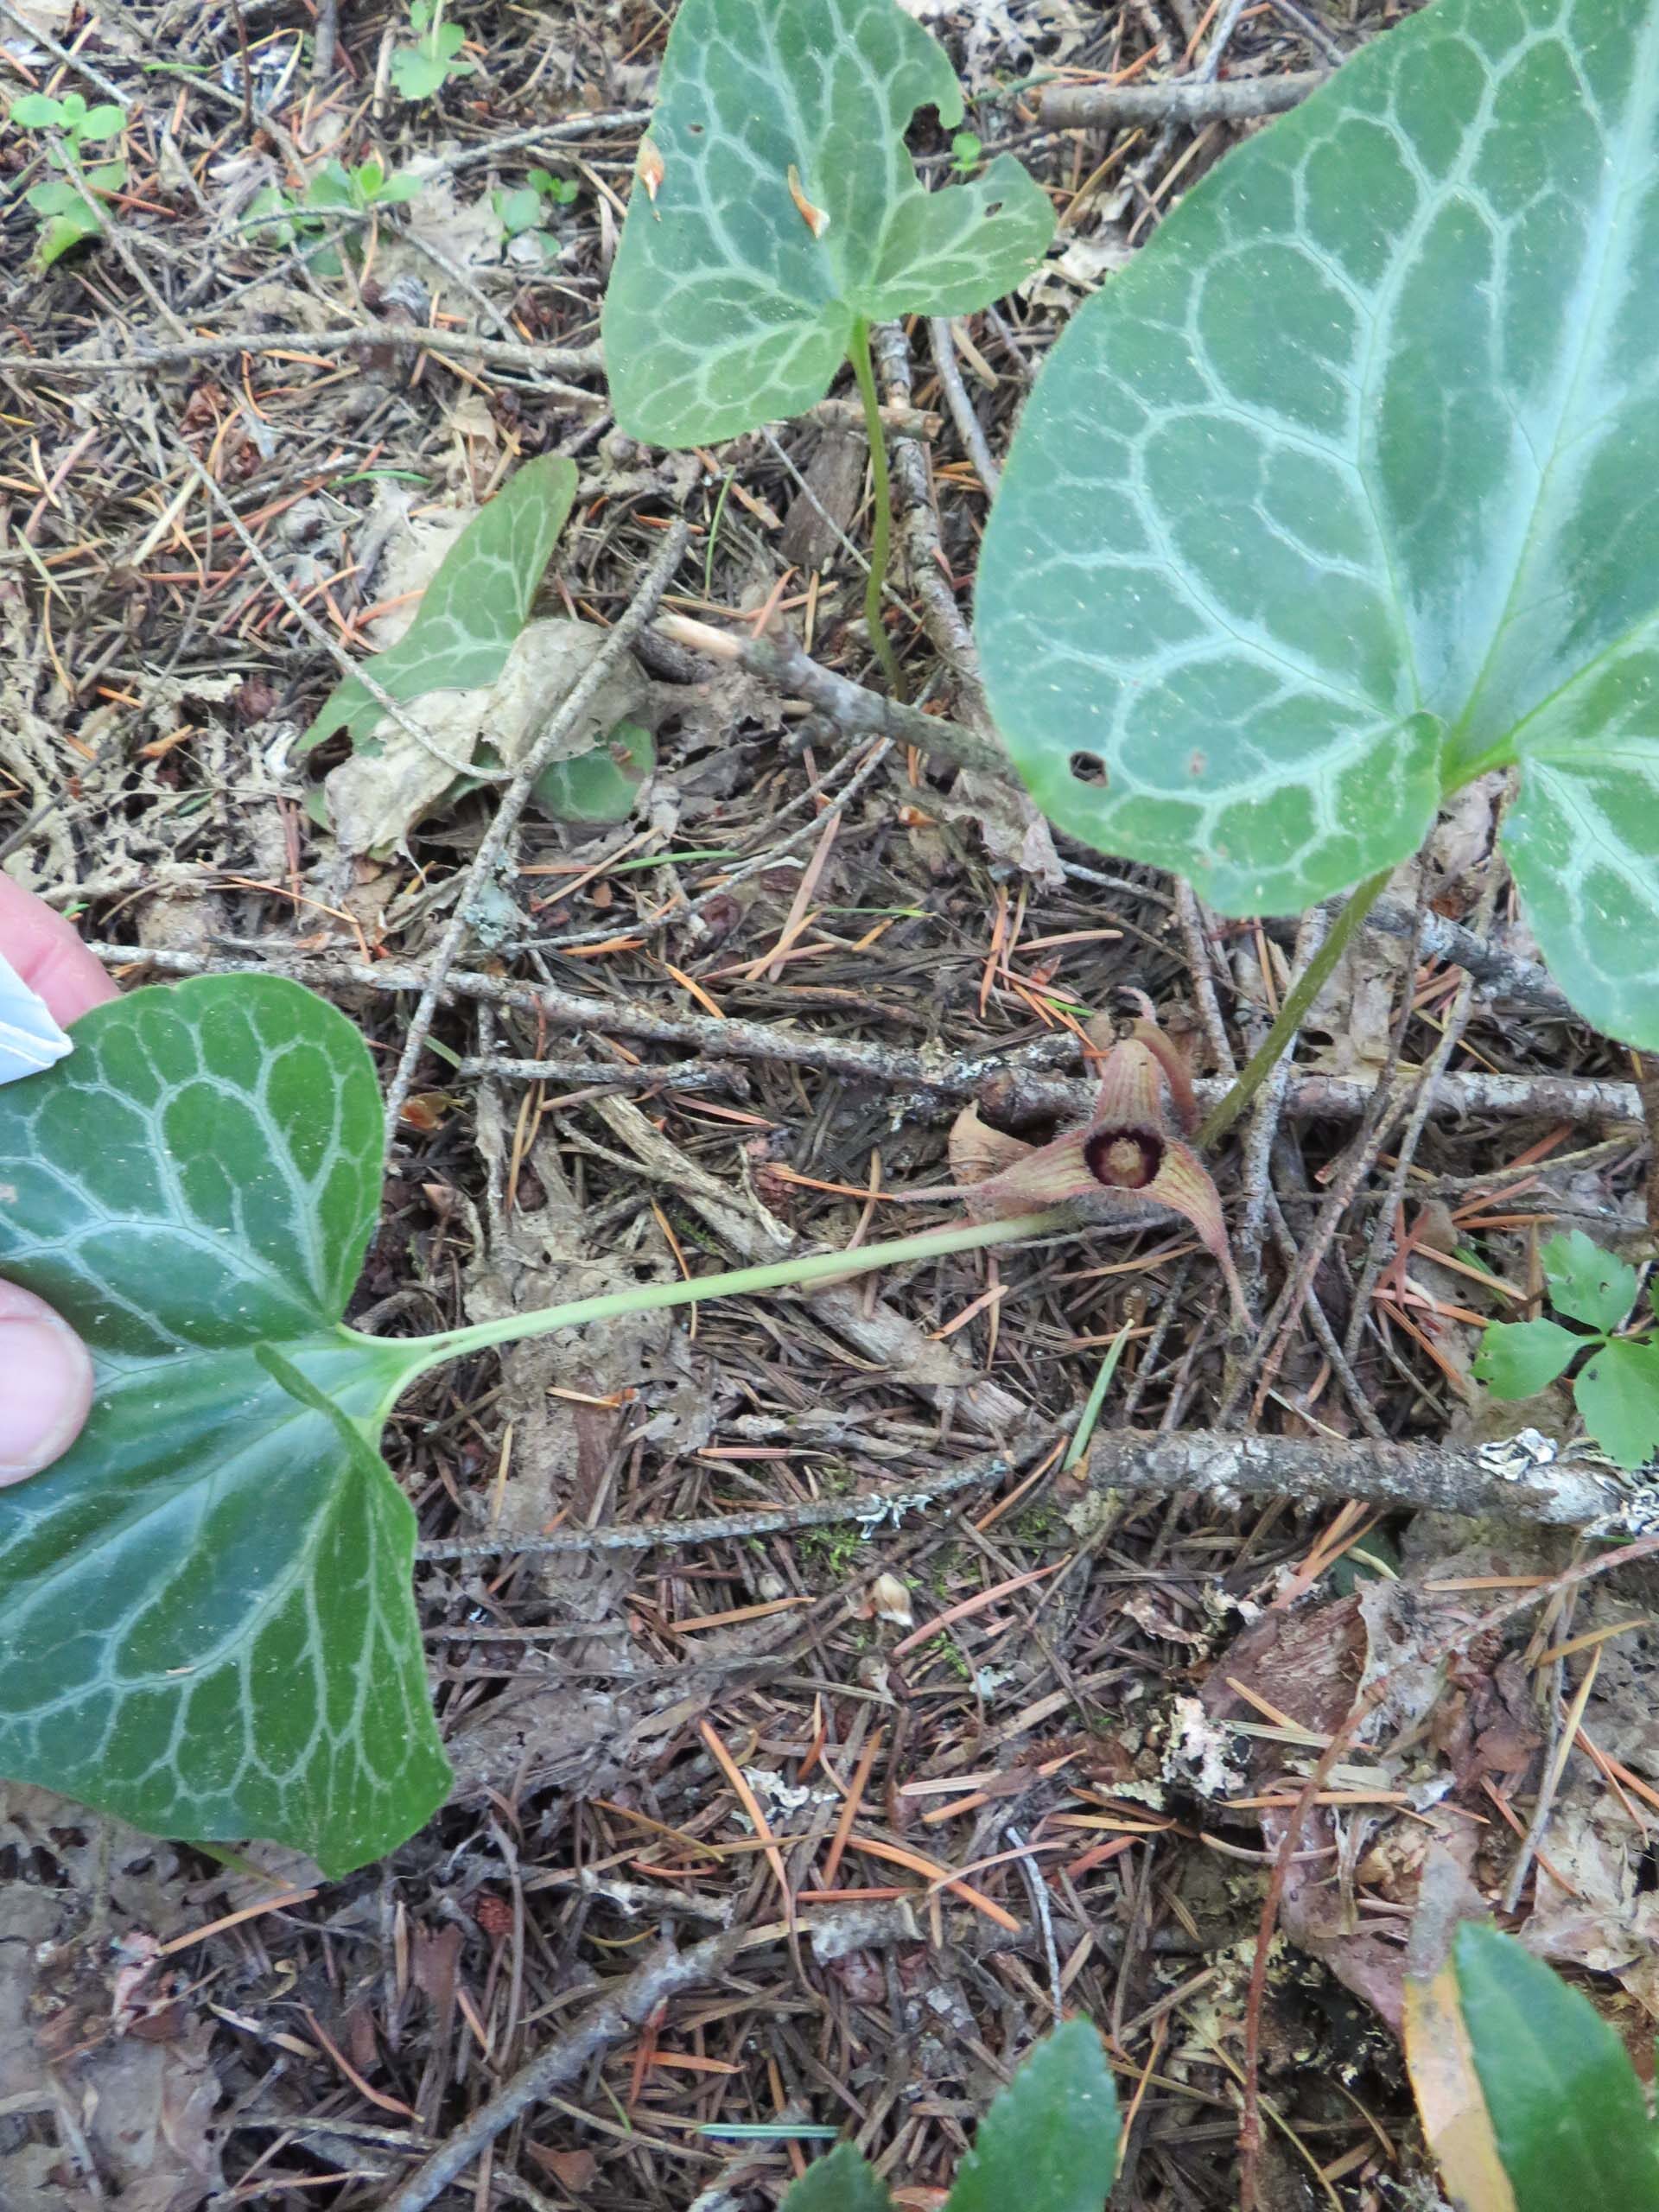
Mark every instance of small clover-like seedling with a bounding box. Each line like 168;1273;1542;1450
10;90;126;266
781;2018;1120;2212
244;158;421;272
1475;1230;1659;1469
391;0;474;102
493;166;577;260
978;0;1659;1051
601;0;1053;446
950;130;984;176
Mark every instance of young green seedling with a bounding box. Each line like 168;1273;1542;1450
1475;1230;1659;1470
601;0;1052;690
976;0;1659;1059
494;167;578;260
244;157;422;272
10;91;127;266
391;0;474;102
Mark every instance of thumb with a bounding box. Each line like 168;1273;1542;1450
0;1281;93;1485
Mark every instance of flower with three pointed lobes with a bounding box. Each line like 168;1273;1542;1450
941;1015;1248;1328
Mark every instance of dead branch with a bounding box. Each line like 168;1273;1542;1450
378;1929;740;2212
83;943;1649;1130
1083;1430;1636;1529
656;613;1005;775
1041;69;1329;130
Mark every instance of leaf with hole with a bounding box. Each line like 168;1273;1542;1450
1452;1923;1659;2209
977;0;1659;1046
1540;1229;1638;1333
944;2018;1120;2212
1473;1317;1585;1401
1573;1336;1659;1470
600;0;1053;446
0;976;452;1876
303;454;578;753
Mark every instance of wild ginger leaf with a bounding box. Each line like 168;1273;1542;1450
1539;1229;1639;1333
533;721;655;823
781;2145;895;2212
304;453;578;752
1473;1318;1584;1400
977;0;1659;1046
601;0;1052;446
0;976;451;1875
1573;1337;1659;1469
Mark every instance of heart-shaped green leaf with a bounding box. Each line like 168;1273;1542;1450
1453;1923;1659;2210
1473;1317;1584;1400
304;453;578;752
1573;1336;1659;1470
977;0;1659;1044
944;2018;1120;2212
0;976;451;1876
533;721;655;823
601;0;1053;447
1540;1230;1639;1333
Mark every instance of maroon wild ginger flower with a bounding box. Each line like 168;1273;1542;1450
938;1019;1247;1327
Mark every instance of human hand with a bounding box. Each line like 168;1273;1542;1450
0;879;116;1484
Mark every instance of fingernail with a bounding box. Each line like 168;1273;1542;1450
0;1308;93;1482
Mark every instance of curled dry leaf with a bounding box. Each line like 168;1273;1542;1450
786;162;831;238
637;134;665;208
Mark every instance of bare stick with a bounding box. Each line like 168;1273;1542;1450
420;1433;1048;1559
927;319;1001;499
0;321;601;387
1365;894;1574;1019
84;943;1649;1130
1082;1432;1638;1532
1041;69;1329;129
422;1427;1647;1556
378;523;689;1147
378;1929;740;2212
656;613;1006;776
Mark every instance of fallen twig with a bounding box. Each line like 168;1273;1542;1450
82;943;1650;1129
420;1434;1047;1560
1083;1429;1637;1529
1041;68;1329;129
377;1928;741;2212
0;321;602;391
927;317;1001;499
656;613;1006;776
1363;895;1574;1019
873;320;994;725
415;1426;1647;1560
